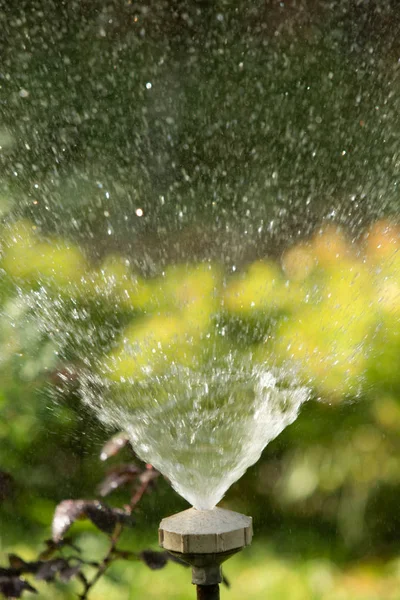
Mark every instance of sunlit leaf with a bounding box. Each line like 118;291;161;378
52;499;134;541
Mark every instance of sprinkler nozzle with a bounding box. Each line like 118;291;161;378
159;507;252;586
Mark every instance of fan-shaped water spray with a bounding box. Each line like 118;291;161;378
1;245;310;509
81;361;309;509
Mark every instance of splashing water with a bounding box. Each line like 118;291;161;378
81;359;309;509
1;256;311;509
2;256;311;509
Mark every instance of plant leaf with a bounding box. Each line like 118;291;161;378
85;503;133;534
52;500;87;542
7;556;43;576
35;559;69;582
58;564;81;583
52;499;134;541
139;550;168;570
0;575;37;598
7;556;28;571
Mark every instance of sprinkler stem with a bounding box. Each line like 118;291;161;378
196;583;220;600
159;507;252;599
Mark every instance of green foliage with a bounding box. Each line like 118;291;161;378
1;217;400;561
2;2;400;596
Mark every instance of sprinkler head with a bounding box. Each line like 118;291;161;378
159;507;252;585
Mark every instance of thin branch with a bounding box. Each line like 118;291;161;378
77;467;158;599
78;523;123;600
126;475;153;514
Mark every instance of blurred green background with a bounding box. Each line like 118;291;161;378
2;1;400;598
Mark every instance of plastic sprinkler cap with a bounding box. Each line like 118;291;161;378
159;506;252;555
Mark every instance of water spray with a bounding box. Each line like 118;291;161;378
159;507;252;599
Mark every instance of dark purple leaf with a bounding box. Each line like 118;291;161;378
85;503;133;534
0;576;37;598
58;564;82;583
98;464;141;497
35;559;69;582
0;569;19;578
139;550;168;570
100;433;130;461
7;556;28;572
7;556;42;576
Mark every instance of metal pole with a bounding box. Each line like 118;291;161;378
196;584;220;600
